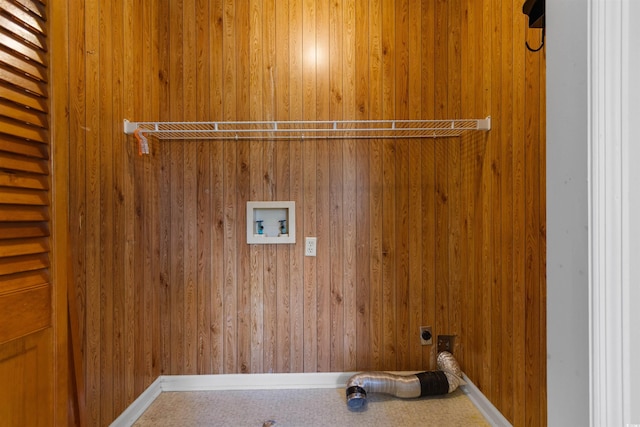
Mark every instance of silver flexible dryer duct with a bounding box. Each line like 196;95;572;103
345;351;466;409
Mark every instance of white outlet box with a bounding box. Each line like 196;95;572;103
305;237;317;256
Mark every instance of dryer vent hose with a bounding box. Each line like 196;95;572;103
345;351;465;410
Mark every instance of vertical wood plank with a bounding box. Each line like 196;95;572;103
433;0;451;368
223;138;238;373
499;0;515;419
248;0;265;374
421;140;437;371
368;0;383;370
406;0;422;371
469;0;485;389
110;0;126;415
434;139;449;339
448;0;462;120
354;0;371;371
354;140;371;370
235;0;251;374
434;0;447;120
236;138;251;374
480;0;493;397
341;0;358;372
458;0;472;375
208;0;224;375
288;0;305;374
381;139;397;370
381;0;394;121
316;138;331;372
302;137;317;372
447;1;462;353
511;0;527;420
262;0;278;375
50;0;72;421
393;0;410;372
395;139;410;370
289;138;305;373
210;138;224;375
315;0;331;373
448;139;462;343
182;0;199;377
275;139;291;373
194;0;212;376
406;0;423;369
490;0;503;406
83;0;101;422
274;0;291;374
157;0;172;384
249;138;264;373
342;137;357;371
433;0;450;359
420;0;437;371
98;0;114;420
302;0;318;373
407;138;423;370
147;0;163;388
168;0;185;380
329;139;344;372
221;0;238;376
327;0;344;372
316;0;329;122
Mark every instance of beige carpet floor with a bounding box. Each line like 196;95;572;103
133;387;490;427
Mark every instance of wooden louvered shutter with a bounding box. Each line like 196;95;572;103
0;0;51;344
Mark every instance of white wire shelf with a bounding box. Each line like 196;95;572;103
124;117;490;154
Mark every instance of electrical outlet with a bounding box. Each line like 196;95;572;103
419;326;433;345
305;237;317;256
437;335;456;354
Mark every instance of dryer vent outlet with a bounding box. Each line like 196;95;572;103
437;335;456;354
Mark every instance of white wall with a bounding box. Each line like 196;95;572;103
546;0;590;425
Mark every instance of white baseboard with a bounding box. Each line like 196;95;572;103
160;371;357;392
111;372;508;427
110;372;356;426
110;377;163;427
460;373;512;427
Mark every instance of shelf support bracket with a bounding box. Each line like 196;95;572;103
123;119;139;135
478;116;491;131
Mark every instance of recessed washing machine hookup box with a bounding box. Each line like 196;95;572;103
247;201;296;244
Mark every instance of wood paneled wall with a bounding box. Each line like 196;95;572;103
60;0;545;425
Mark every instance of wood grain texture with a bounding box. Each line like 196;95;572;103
59;0;546;425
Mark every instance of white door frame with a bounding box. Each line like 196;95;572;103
588;0;635;424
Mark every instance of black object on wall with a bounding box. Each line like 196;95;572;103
523;0;545;29
523;0;545;52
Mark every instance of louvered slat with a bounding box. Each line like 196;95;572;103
0;222;48;238
0;171;48;189
0;135;48;158
0;205;48;222
0;253;49;276
0;151;49;174
0;49;48;82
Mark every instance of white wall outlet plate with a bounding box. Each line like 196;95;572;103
305;237;317;256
